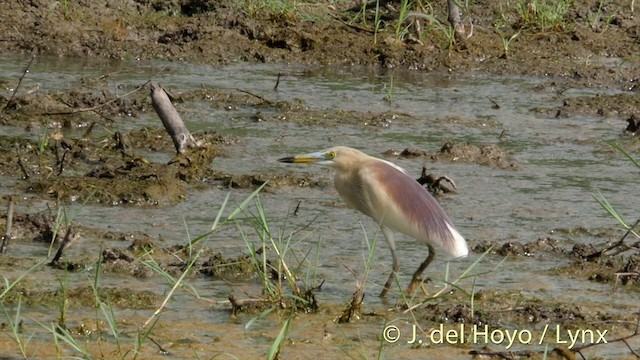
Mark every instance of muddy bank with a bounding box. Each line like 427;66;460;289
0;0;638;88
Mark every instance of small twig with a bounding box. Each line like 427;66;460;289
57;149;69;176
4;54;36;113
613;271;640;290
82;121;97;138
0;196;15;255
607;219;640;256
235;89;273;106
288;214;320;238
293;200;301;216
54;96;115;123
49;226;79;266
585;219;640;260
337;264;365;323
312;279;325;292
42;80;150;116
148;336;170;355
274;73;282;91
487;96;500;109
498;129;507;141
228;295;272;307
17;154;30;179
574;311;640;359
433;175;457;190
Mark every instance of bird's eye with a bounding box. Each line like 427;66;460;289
327;151;336;159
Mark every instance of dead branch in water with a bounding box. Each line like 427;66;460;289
585;219;640;260
150;82;202;154
0;196;15;255
416;166;457;194
49;226;80;266
337;264;365;323
3;55;36;113
235;88;273;106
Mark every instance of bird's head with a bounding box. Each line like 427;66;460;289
278;146;356;167
279;146;405;175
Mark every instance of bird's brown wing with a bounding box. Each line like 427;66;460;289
363;161;468;257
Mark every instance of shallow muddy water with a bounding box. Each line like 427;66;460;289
1;54;638;359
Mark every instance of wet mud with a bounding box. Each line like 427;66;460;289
1;0;639;359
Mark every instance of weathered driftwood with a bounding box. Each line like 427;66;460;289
150;82;201;154
49;226;80;266
447;0;467;44
416;166;457;194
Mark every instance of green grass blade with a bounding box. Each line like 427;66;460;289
35;319;91;358
187;229;215;249
0;257;48;300
592;191;628;228
212;191;232;231
245;307;276;330
606;140;640;170
267;317;292;360
1;295;31;357
228;182;268;220
456;245;496;281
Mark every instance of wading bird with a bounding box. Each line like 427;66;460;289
278;146;468;297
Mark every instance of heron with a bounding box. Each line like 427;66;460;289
278;146;468;297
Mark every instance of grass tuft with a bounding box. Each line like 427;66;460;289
515;0;573;31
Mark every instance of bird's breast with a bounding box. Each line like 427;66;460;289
334;170;377;218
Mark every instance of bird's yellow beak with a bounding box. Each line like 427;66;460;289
278;151;327;164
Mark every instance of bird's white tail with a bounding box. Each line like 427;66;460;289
446;223;469;258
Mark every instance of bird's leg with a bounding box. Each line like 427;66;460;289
379;226;399;297
406;245;435;296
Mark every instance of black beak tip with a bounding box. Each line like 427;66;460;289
278;156;294;163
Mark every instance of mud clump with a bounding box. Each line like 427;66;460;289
101;247;155;278
0;84;226;206
64;286;163;309
500;238;565;256
437;141;519;169
419;289;620;332
558;253;640;287
11;212;66;244
560;93;640;119
570;243;600;259
17;132;218;205
128;235;161;253
200;252;255;279
397;142;519;169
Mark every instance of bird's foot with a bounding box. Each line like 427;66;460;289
405;277;432;298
